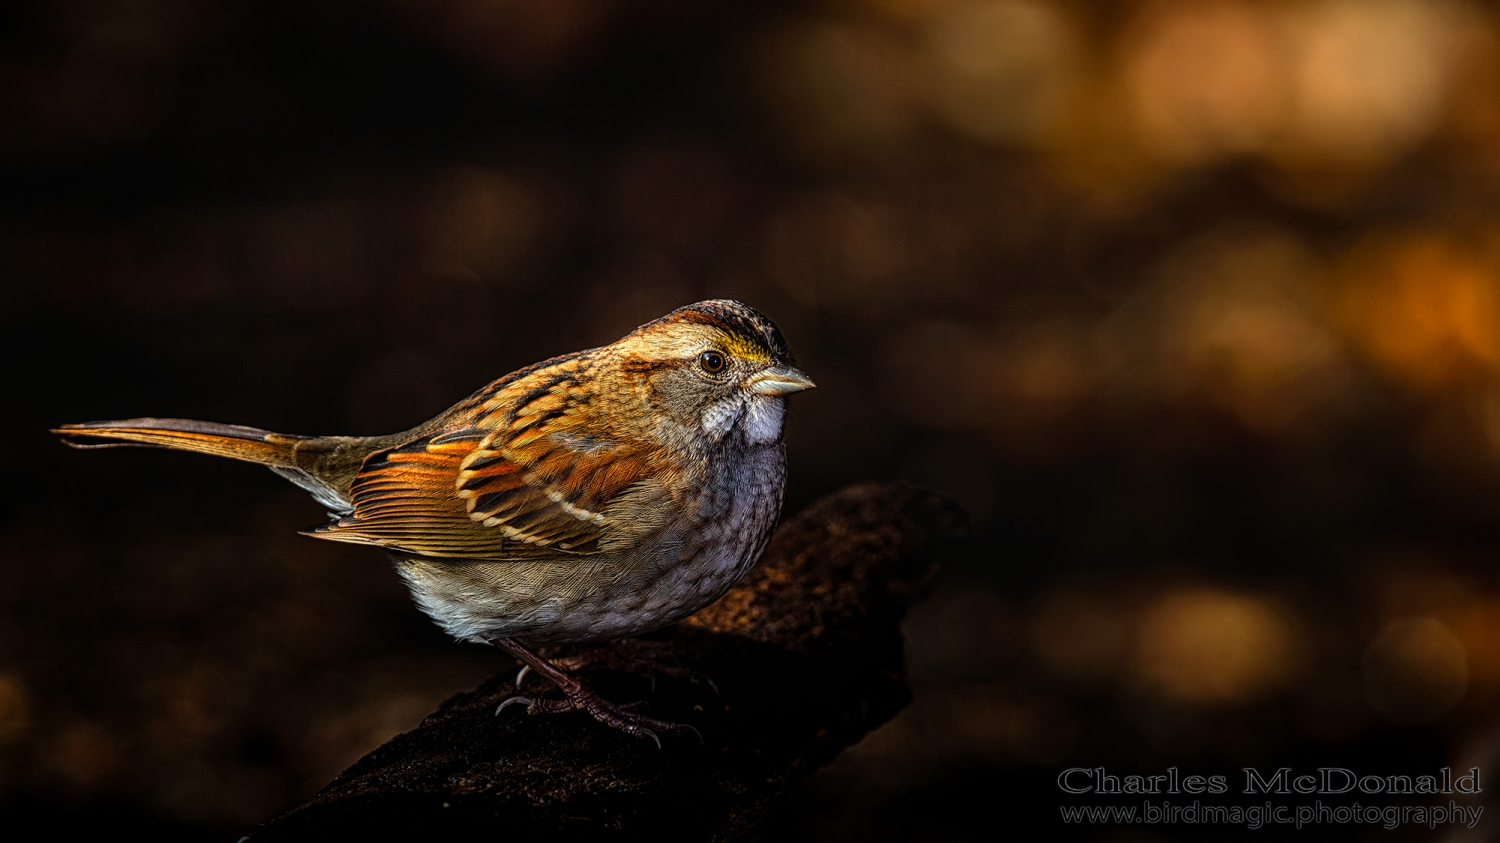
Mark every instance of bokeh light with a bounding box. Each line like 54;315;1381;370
1134;587;1301;704
1338;232;1500;390
922;0;1079;147
1122;0;1286;167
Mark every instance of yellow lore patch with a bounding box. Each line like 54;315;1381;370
720;332;772;363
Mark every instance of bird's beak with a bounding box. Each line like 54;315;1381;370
746;364;816;395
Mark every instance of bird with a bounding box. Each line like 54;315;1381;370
54;299;814;744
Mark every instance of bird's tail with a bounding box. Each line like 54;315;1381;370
54;418;311;465
53;418;360;512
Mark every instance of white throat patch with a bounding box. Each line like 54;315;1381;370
742;395;785;444
700;394;785;444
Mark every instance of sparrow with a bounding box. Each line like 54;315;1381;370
54;300;814;743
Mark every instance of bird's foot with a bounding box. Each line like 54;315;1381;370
491;637;700;745
496;687;699;748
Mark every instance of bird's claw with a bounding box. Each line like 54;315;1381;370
496;695;533;715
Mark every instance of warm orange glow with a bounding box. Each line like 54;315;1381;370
1122;0;1285;165
1275;0;1465;169
1450;602;1500;690
1339;234;1500;388
1135;587;1301;703
1115;0;1480;178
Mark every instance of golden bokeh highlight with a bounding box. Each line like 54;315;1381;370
1134;588;1301;704
1338;233;1500;389
758;0;1495;194
1274;0;1466;170
1364;617;1469;724
1117;0;1476;176
1122;0;1285;166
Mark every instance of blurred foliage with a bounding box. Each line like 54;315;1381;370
7;0;1500;839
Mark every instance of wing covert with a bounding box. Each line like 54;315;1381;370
305;385;662;558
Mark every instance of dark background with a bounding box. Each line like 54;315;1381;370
6;0;1500;839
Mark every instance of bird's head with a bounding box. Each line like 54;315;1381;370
611;300;814;444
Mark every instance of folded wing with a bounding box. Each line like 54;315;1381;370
306;368;665;559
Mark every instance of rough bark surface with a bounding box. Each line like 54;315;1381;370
248;482;966;842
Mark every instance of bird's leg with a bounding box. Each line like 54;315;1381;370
491;637;699;746
548;642;718;695
510;645;561;689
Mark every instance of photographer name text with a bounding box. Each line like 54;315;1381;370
1058;766;1482;796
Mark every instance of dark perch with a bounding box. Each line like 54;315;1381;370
249;482;966;842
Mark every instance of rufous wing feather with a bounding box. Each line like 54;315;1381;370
306;370;666;559
303;430;515;557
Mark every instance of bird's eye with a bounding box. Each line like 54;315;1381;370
699;350;727;374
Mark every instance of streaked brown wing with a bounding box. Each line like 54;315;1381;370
306;365;662;558
457;375;662;551
302;430;516;558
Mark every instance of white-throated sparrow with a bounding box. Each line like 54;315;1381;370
55;300;813;743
